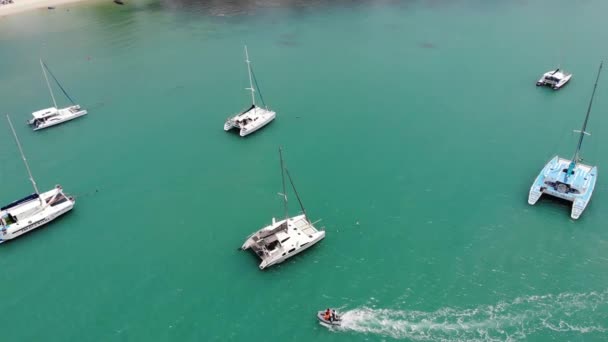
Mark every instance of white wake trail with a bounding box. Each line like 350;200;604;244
335;290;607;341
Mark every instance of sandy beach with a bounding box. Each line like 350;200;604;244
0;0;92;17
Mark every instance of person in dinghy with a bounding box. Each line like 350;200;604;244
317;308;341;326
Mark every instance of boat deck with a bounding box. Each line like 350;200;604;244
543;157;595;192
292;216;320;236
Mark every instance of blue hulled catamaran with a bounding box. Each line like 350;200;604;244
528;62;603;219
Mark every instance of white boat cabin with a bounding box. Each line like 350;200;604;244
536;69;572;90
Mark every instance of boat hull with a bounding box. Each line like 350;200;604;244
317;311;342;326
29;105;88;131
224;106;276;137
536;71;572;90
242;214;325;270
239;111;275;137
528;156;597;219
259;230;325;269
0;187;75;243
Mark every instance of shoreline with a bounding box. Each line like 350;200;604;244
0;0;94;17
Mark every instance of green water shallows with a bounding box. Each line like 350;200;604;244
0;0;607;341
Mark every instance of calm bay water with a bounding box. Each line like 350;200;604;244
1;1;608;341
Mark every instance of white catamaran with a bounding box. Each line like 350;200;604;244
27;59;87;131
0;115;75;243
241;148;325;270
536;68;573;90
224;46;276;137
528;62;603;219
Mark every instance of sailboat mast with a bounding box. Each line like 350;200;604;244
6;115;43;205
279;147;288;225
40;59;58;109
573;61;603;163
244;46;256;106
285;168;308;220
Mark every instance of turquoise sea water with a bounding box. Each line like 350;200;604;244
1;1;608;341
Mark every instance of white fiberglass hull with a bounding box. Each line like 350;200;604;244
536;70;572;90
242;214;325;270
259;230;324;269
224;105;276;137
528;156;597;219
29;105;87;131
0;186;75;243
239;111;275;137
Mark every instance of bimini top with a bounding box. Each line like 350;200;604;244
543;69;571;81
1;193;39;211
31;107;59;119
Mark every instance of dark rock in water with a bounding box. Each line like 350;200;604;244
114;0;124;5
277;39;297;47
418;42;436;49
277;32;298;47
47;6;55;9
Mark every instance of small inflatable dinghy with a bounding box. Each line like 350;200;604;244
317;309;342;326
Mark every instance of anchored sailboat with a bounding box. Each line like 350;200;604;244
241;148;325;270
0;115;75;243
223;46;276;137
27;59;87;131
528;62;603;219
536;68;572;90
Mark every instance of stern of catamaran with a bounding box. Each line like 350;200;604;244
224;118;235;131
0;213;13;243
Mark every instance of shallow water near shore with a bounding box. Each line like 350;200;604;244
1;0;608;341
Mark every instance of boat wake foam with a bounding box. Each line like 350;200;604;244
336;290;607;341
